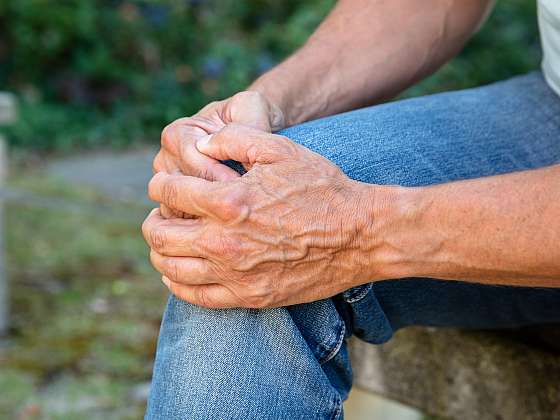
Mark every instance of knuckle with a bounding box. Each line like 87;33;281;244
205;100;219;109
246;142;261;162
195;165;213;181
244;283;275;308
141;219;150;242
161;179;179;208
203;262;217;281
234;90;261;102
219;188;247;221
147;176;159;201
194;287;214;308
152;152;164;173
160;124;175;149
149;228;168;253
271;135;296;154
165;258;181;283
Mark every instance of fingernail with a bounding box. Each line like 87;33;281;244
162;276;171;287
196;134;212;151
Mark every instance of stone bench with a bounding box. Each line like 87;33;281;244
0;92;15;336
349;326;560;420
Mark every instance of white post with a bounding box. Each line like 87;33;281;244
0;93;15;336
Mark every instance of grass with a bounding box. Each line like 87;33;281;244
0;175;165;419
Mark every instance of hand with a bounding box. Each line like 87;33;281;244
153;91;285;218
153;90;285;180
142;124;380;309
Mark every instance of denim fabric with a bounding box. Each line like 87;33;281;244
146;71;560;419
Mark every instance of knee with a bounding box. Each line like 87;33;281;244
146;296;346;419
154;296;344;365
277;102;460;187
156;295;280;352
276;108;420;186
147;297;285;417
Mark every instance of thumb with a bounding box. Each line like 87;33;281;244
195;124;294;165
231;99;285;133
227;91;286;133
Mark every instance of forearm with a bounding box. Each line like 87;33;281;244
368;164;560;287
250;0;494;126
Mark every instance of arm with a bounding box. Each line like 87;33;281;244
373;164;560;287
251;0;495;126
143;128;560;310
154;0;494;190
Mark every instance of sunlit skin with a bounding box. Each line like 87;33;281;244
142;0;560;308
152;91;284;218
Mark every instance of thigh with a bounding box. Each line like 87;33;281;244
145;296;350;419
279;71;560;342
279;71;560;186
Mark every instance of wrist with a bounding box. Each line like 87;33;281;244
356;183;431;282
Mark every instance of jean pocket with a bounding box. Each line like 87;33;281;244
342;283;394;344
288;299;346;365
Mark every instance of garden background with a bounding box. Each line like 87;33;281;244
0;0;541;418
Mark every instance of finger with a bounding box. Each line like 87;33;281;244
148;172;216;217
228;91;286;132
228;92;272;132
177;114;225;134
192;105;227;131
150;250;215;285
162;121;239;181
151;155;184;219
152;150;180;175
141;209;204;257
162;276;241;309
160;204;183;219
196;124;296;165
161;120;205;156
148;172;248;222
153;150;197;219
267;101;286;132
177;136;240;181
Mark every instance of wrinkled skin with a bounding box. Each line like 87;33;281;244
142;124;378;308
153;91;285;218
154;91;284;178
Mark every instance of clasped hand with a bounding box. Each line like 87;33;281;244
143;122;376;309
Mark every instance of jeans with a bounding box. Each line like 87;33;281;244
145;72;560;420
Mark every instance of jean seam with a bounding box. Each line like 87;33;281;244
344;283;373;304
314;325;339;361
330;397;343;420
318;320;345;365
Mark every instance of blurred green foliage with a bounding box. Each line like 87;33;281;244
0;0;540;152
2;176;162;418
